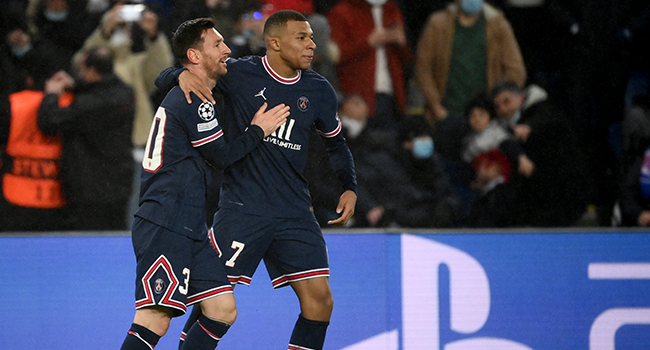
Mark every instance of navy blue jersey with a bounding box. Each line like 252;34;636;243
135;86;264;239
216;56;356;218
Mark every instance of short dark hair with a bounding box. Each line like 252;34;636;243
172;17;216;65
490;80;522;98
83;46;114;75
263;10;308;38
465;93;497;120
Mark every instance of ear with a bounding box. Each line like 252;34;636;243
267;37;281;52
187;48;200;64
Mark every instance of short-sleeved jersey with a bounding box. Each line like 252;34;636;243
217;56;342;218
135;87;228;239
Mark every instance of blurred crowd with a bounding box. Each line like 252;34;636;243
1;0;650;231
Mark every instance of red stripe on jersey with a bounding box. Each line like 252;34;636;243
263;56;301;85
272;268;330;288
316;119;341;138
191;130;223;147
228;275;252;285
187;285;232;305
288;344;315;350
207;228;221;256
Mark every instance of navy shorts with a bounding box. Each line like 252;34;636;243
131;217;232;317
211;208;329;289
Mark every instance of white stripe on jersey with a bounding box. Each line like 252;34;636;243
316;119;342;138
191;130;223;147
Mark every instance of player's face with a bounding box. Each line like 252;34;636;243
200;28;231;79
493;90;524;122
278;20;316;71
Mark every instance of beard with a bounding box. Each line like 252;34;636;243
207;64;227;80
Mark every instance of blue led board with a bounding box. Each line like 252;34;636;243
0;231;648;349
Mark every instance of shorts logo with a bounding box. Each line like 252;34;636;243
198;102;215;121
297;96;310;112
154;278;165;294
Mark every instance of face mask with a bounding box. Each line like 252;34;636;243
460;0;483;16
412;136;434;159
366;0;387;6
110;27;130;47
341;117;365;139
44;9;69;22
11;43;33;57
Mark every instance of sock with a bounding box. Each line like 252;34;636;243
120;323;160;350
288;314;330;350
181;314;231;350
179;306;203;349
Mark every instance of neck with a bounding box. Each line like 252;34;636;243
265;54;299;79
84;71;102;83
458;12;480;26
186;66;217;90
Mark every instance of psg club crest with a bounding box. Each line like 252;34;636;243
297;96;310;112
154;278;165;295
198;102;215;121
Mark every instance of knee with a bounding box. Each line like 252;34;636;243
201;294;238;325
304;285;334;314
133;307;173;336
316;287;334;311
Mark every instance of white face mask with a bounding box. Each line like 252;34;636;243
366;0;387;6
110;27;130;47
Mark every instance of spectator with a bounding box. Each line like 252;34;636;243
38;46;136;230
462;93;534;177
465;148;518;227
0;59;71;232
414;0;526;161
228;0;267;58
169;0;238;44
75;3;172;152
340;95;460;227
398;115;465;227
619;146;650;227
260;0;314;15
328;0;410;130
491;81;589;227
28;0;97;64
2;18;69;81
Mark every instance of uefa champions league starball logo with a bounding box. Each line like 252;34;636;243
198;102;215;121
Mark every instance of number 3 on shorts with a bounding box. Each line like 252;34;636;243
225;241;245;267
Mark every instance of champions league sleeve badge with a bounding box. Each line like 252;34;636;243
198;102;215;121
197;102;219;132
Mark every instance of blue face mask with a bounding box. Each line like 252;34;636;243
412;136;434;159
44;9;69;22
460;0;483;16
11;43;33;57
